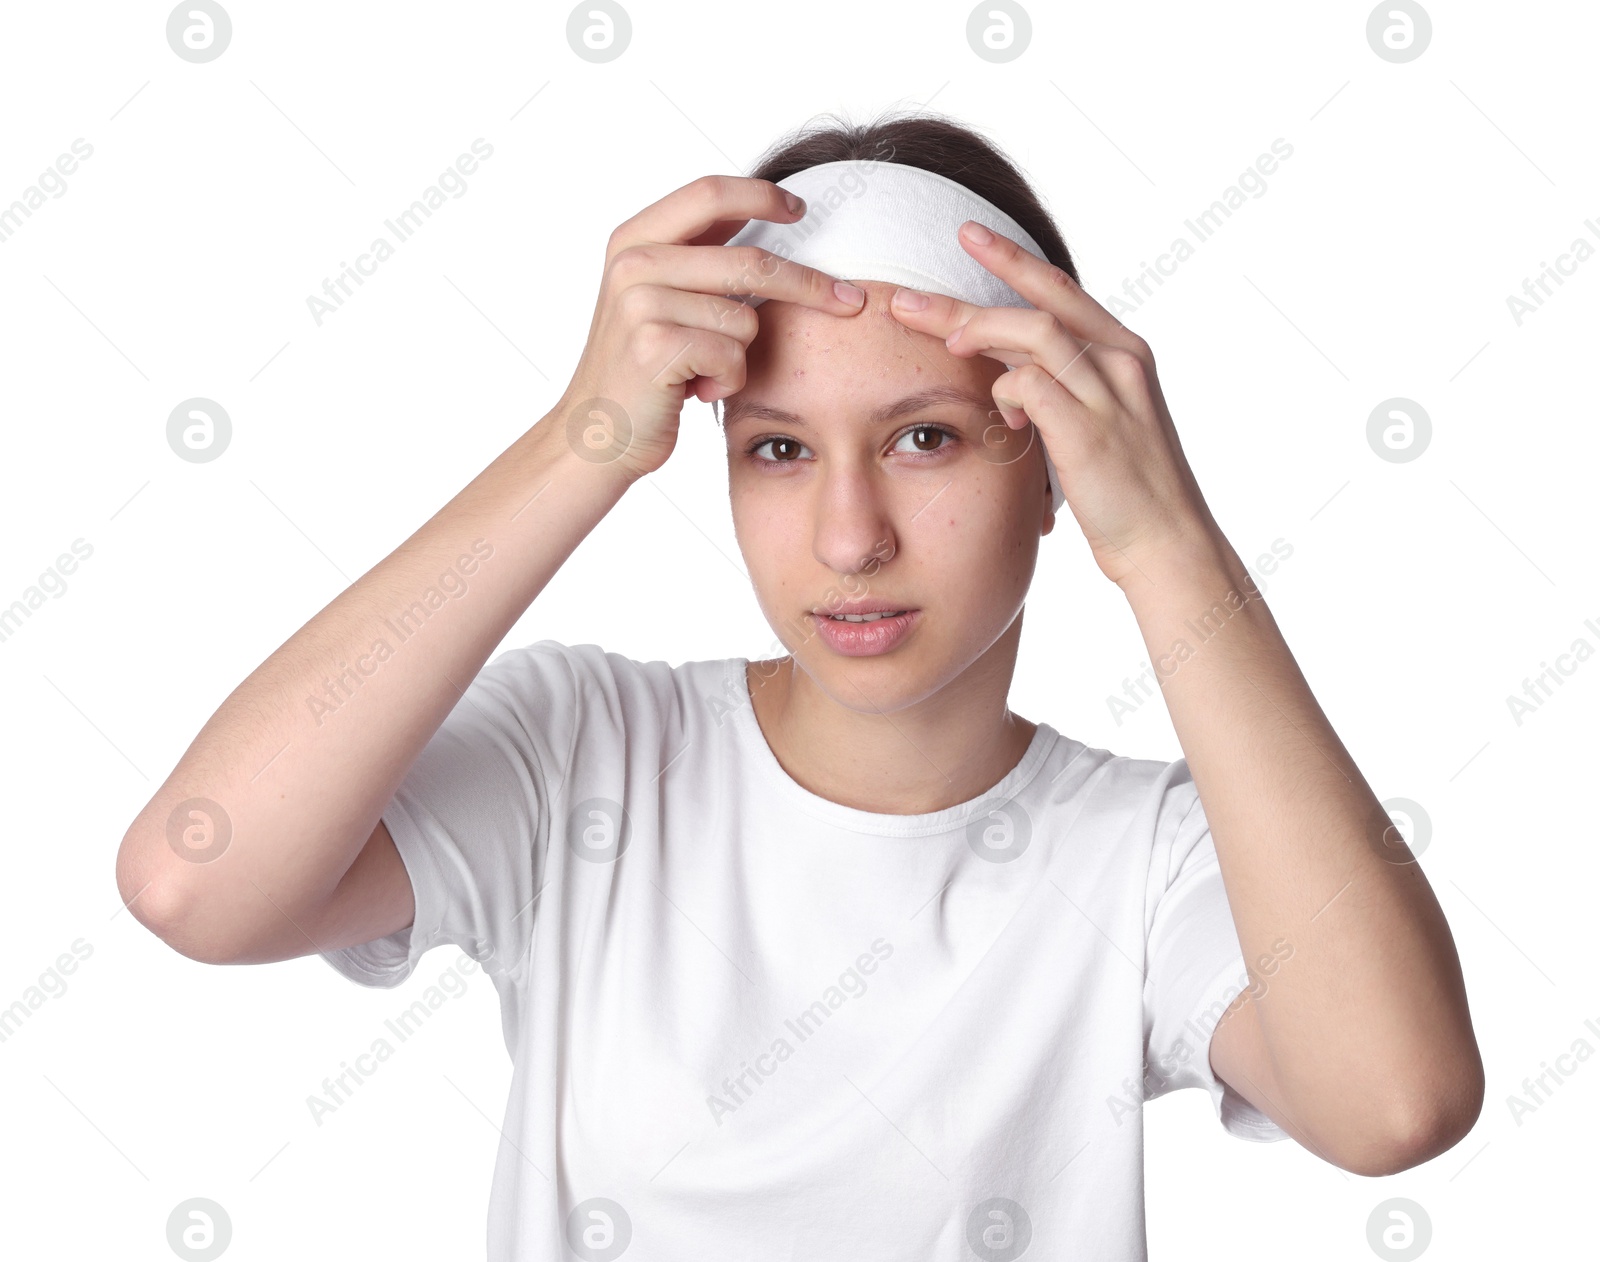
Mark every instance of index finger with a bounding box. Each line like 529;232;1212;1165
956;222;1152;362
611;173;866;314
610;241;864;318
611;173;804;255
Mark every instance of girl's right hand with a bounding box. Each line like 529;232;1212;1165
553;174;868;482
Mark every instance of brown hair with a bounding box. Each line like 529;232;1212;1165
745;106;1079;283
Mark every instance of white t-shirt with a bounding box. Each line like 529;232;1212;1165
322;640;1288;1260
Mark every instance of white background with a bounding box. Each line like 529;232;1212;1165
1;1;1595;1258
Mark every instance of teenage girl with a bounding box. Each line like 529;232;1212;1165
117;112;1483;1260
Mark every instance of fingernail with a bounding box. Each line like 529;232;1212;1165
962;220;993;245
996;395;1024;409
785;192;805;215
892;287;928;310
834;280;866;305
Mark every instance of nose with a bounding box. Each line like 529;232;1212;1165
811;463;901;577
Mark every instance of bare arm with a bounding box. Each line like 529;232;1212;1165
889;230;1484;1176
114;173;865;966
1133;538;1484;1177
114;414;632;963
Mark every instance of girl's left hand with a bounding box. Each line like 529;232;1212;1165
888;220;1221;590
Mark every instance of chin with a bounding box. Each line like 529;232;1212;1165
803;636;966;712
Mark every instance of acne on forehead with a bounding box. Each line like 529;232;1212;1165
745;287;981;401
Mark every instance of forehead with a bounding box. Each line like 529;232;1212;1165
750;278;903;353
724;281;999;419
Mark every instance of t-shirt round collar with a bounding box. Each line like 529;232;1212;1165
723;656;1061;837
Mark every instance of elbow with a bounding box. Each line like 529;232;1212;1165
116;830;172;938
1345;1103;1482;1178
114;833;237;966
1339;1058;1487;1177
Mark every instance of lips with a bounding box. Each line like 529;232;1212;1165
811;601;918;618
810;608;920;657
819;609;909;623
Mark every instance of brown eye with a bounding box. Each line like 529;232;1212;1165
892;424;957;456
747;436;811;463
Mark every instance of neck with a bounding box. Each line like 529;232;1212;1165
744;618;1038;815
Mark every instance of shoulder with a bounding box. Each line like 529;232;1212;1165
1036;730;1199;822
1031;732;1206;873
476;642;746;812
483;638;738;734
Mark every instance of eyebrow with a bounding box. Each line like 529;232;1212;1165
720;384;993;430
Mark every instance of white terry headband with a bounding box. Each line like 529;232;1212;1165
720;158;1066;514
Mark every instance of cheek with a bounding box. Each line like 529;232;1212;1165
924;494;1037;582
728;473;773;525
730;503;800;582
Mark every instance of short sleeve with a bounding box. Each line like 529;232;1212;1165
1142;762;1288;1142
318;639;583;991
